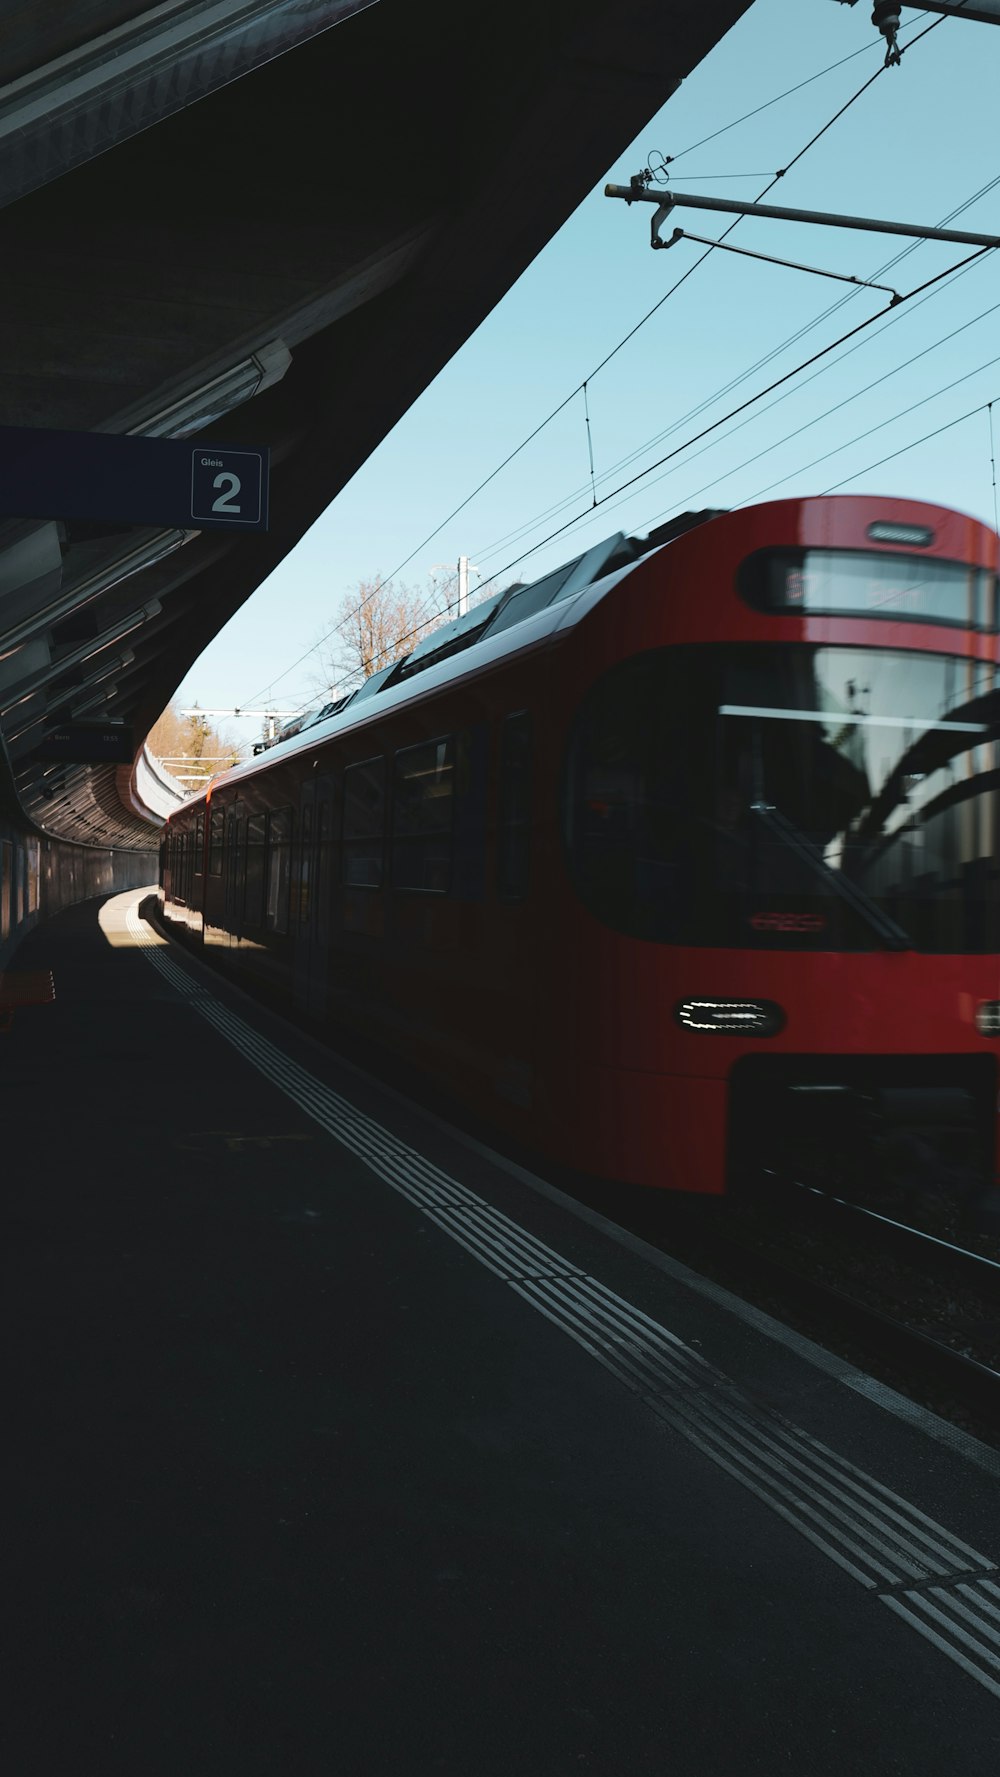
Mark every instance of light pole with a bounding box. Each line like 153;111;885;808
432;556;480;619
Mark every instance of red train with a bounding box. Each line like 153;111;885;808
159;495;1000;1218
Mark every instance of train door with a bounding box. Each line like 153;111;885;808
224;805;244;944
294;776;332;1016
191;812;206;937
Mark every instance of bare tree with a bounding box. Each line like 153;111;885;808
310;571;457;698
306;565;519;712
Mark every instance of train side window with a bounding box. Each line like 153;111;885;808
984;570;999;632
392;737;454;893
27;838;39;916
245;814;266;926
343;758;385;888
298;802;313;926
193;814;205;876
497;711;532;900
209;808;225;876
452;724;489;901
266;808;293;932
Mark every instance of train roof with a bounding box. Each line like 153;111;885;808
169;508;724;810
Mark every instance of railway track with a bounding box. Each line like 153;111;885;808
641;1176;1000;1435
761;1171;1000;1294
719;1211;998;1416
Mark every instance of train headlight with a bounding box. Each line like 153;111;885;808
975;1001;1000;1037
866;520;934;547
675;998;785;1036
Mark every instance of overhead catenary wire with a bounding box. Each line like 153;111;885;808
485;242;995;560
605;284;1000;538
583;381;597;507
237;7;973;709
736;346;1000;506
471;251;992;565
239;71;906;709
353;373;1000;696
988;402;999;534
821;395;999;494
353;250;994;677
464;252;990;580
529;284;1000;563
385;336;999;677
287;377;1000;723
661;10;926;164
353;307;903;666
472;165;1000;568
295;243;999;694
468;172;1000;569
488;86;908;532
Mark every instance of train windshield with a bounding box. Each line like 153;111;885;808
563;644;1000;952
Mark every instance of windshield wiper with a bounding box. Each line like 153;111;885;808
750;801;913;951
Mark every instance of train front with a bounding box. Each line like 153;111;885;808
558;496;1000;1223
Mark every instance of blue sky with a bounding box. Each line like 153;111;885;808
176;0;1000;745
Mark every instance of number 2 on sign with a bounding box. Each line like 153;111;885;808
211;471;242;514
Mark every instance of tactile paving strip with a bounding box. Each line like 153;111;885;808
128;904;1000;1700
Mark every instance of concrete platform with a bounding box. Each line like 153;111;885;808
4;888;1000;1776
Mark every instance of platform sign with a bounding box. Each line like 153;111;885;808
31;723;136;764
190;449;265;526
0;426;269;532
